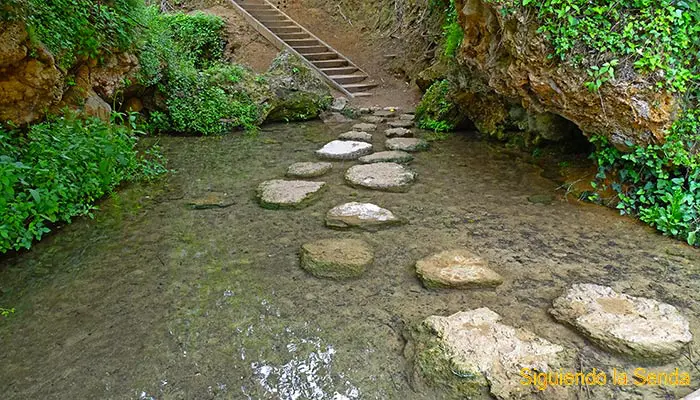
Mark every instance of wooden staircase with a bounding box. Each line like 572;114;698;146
229;0;377;97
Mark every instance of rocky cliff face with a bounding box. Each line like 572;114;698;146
450;0;677;147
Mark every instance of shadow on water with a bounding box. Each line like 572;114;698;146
1;121;699;399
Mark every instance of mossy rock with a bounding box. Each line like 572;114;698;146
415;79;465;132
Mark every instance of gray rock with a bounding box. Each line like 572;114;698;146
256;180;326;209
330;97;348;112
352;123;377;132
338;131;372;143
300;238;373;279
358;151;413;164
359;107;371;114
286;162;333;178
316;140;373;160
400;113;415;121
550;284;693;361
528;194;555;204
325;202;402;230
374;110;395;117
388;120;414;128
414;308;569;400
186;192;235;209
385;138;429;152
345;162;416;192
384;127;412;138
361;115;385;124
320;111;353;124
415;250;503;289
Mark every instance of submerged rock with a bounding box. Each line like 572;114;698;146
338;131;373;143
358;151;413;164
415;250;503;289
316;140;373;160
352;122;377;132
286;162;333;178
325;202;402;230
385;138;429;152
300;238;373;279
186;192;235;209
550;284;693;361
384;127;412;138
345;162;416;192
264;50;332;122
256;180;326;209
412;308;569;400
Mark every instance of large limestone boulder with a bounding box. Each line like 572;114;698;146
345;162;416;192
256;180;326;209
412;308;570;399
264;50;332;122
415;250;503;289
316;140;373;160
325;202;402;230
300;238;373;279
550;284;693;361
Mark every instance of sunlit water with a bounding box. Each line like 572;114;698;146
1;121;698;399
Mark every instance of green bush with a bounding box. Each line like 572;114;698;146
0;113;166;253
430;0;464;58
416;79;461;133
2;0;144;69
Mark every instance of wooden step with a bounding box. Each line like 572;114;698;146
258;17;289;24
305;52;339;61
330;74;368;84
321;66;359;75
277;32;310;40
261;21;296;28
313;59;349;68
269;26;302;34
240;5;273;11
285;38;320;47
343;82;379;93
294;45;329;54
249;10;282;18
352;92;374;97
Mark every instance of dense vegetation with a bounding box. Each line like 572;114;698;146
486;0;700;245
0;114;165;253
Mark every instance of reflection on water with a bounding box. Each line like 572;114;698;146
0;121;698;399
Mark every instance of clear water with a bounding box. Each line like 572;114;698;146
1;121;699;399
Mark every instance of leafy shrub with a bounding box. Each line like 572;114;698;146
0;113;166;253
430;0;464;58
590;110;700;246
416;80;461;133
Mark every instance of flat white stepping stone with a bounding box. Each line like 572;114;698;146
338;131;372;143
361;115;385;124
387;120;413;128
385;137;429;152
286;162;332;178
325;202;402;230
550;283;693;361
358;151;413;164
352;123;377;132
415;249;503;289
345;162;416;192
300;238;373;279
256;180;325;209
316;140;372;160
384;127;412;138
415;308;568;400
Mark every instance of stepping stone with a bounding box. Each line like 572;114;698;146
358;151;413;164
528;194;555;205
316;140;373;160
338;131;372;143
300;238;373;280
345;162;416;192
399;114;415;121
388;120;414;128
414;308;568;400
550;283;693;361
256;180;326;209
384;127;412;138
361;115;385;124
359;107;371;114
325;202;402;230
385;138;429;152
286;162;333;178
415;249;503;289
186;192;235;209
352;122;377;132
330;97;348;112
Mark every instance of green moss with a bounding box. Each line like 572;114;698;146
415;80;463;132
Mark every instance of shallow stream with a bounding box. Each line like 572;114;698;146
1;121;699;399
